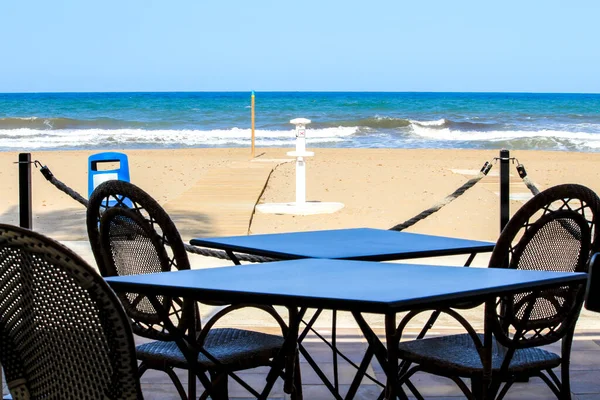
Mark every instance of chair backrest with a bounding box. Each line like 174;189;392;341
86;180;193;341
488;183;600;349
0;224;142;400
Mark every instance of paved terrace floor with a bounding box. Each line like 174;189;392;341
135;327;600;400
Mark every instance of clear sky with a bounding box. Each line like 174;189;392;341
1;0;599;93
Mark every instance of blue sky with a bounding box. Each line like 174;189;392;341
1;1;599;93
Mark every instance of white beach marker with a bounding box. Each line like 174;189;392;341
255;117;344;215
287;118;314;204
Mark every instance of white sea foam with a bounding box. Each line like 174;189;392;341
410;124;600;143
409;118;447;127
0;127;357;150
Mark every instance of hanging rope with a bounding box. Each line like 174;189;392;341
36;162;277;263
389;161;494;232
182;243;277;263
515;160;541;196
37;158;496;256
39;165;90;208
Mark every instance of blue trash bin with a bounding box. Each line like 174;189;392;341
88;152;131;206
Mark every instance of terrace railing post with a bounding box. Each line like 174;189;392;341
19;153;32;229
500;149;510;233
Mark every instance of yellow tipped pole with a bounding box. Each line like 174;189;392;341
251;90;255;157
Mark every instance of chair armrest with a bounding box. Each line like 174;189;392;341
397;308;482;347
197;304;287;345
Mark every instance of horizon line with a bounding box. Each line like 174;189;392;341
1;90;600;95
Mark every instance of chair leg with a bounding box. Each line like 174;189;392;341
138;361;188;400
398;366;425;400
560;364;572;400
163;367;188;400
471;376;484;400
290;356;303;400
495;378;516;400
137;361;149;378
187;369;198;400
209;371;229;400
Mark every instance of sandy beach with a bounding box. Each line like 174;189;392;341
1;147;599;243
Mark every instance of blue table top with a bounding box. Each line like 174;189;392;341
105;259;586;314
190;228;495;261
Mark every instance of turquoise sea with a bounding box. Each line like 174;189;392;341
1;92;599;152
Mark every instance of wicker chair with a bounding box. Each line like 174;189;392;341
0;224;143;400
395;183;600;400
86;180;301;400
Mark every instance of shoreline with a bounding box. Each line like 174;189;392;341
1;147;599;242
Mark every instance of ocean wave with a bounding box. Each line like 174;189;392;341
410;118;446;127
410;118;503;131
1;123;599;152
325;116;411;129
0;127;357;150
410;124;600;143
0;116;154;130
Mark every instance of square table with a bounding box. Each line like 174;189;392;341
190;228;495;396
190;228;495;264
105;258;586;400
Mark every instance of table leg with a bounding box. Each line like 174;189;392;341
463;252;477;267
299;308;323;341
297;308;341;398
332;309;339;392
297;309;386;400
299;344;343;400
225;250;241;265
348;312;388;399
264;306;306;398
384;313;409;400
478;300;494;400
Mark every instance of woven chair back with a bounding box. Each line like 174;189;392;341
0;224;142;399
488;183;600;349
87;180;194;341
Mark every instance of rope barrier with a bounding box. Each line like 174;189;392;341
39;166;90;208
182;243;277;263
34;158;502;257
515;161;541;196
389;161;494;232
34;162;277;263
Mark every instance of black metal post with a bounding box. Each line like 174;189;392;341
499;149;510;233
19;153;32;229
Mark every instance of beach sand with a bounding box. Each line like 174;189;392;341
1;147;599;242
1;147;599;333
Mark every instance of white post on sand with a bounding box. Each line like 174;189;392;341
254;117;344;215
287;118;314;204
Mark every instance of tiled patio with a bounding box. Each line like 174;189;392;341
133;325;600;399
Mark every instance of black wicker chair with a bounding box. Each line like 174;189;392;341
0;224;143;400
395;183;600;400
86;180;301;400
